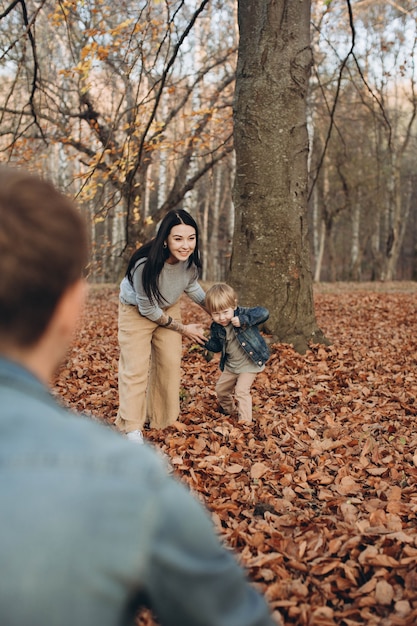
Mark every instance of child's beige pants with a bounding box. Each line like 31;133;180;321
115;301;182;432
215;370;257;423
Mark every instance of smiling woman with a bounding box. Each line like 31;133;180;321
115;209;207;440
166;224;197;263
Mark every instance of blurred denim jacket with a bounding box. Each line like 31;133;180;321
0;357;275;626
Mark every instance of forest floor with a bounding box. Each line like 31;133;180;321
53;282;417;626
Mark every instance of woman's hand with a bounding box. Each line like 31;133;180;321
183;323;207;344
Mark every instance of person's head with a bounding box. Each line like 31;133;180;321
153;209;201;268
127;209;202;304
0;167;89;353
205;283;238;326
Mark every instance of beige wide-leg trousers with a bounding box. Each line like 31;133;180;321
115;301;182;432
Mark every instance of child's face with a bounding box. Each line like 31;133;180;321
211;306;235;326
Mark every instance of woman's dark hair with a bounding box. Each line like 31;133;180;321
126;209;202;305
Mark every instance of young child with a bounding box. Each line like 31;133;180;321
203;283;270;424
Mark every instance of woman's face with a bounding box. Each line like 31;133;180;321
166;224;197;264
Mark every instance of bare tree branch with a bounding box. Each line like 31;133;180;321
0;0;48;141
309;0;392;201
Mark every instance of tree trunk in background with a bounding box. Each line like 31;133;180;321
201;193;210;281
381;164;412;281
350;199;361;281
143;163;152;220
314;218;326;283
229;0;326;353
207;164;223;281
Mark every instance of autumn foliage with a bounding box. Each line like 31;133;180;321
54;284;417;626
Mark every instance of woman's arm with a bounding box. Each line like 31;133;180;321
155;313;206;344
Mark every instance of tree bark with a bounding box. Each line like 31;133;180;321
229;0;327;353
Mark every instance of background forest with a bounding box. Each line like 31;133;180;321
1;0;417;284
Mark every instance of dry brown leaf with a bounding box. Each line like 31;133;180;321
225;463;244;474
335;476;362;495
53;285;417;626
250;462;270;479
375;580;395;605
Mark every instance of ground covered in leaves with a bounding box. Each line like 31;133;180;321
54;283;417;626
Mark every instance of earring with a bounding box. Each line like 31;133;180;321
163;242;167;248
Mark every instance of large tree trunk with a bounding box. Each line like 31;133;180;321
229;0;326;353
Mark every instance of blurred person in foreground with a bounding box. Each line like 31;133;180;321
0;166;277;626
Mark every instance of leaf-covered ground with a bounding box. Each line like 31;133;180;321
54;283;417;626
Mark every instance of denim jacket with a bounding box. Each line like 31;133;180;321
0;357;275;626
204;306;270;371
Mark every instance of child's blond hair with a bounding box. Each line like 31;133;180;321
205;283;237;314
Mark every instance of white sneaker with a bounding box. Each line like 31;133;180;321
126;429;144;444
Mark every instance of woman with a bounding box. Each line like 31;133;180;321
116;209;207;442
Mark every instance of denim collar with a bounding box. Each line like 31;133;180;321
0;356;44;390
